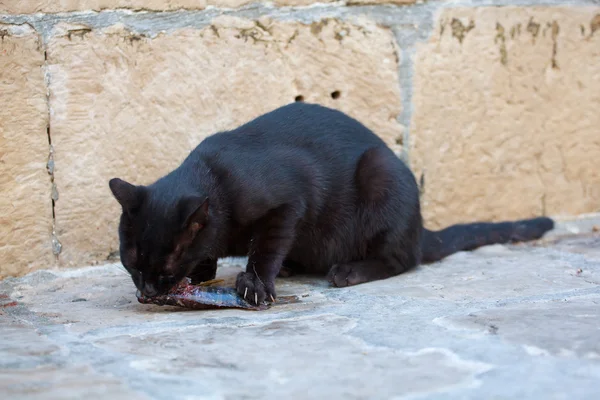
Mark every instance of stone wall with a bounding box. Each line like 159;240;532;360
1;0;599;277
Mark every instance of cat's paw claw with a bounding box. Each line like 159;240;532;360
236;271;276;306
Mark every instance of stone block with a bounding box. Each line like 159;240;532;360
0;0;416;14
1;0;201;13
0;24;54;278
410;7;600;229
46;17;402;266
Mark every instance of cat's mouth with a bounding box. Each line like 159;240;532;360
135;278;186;301
136;288;169;300
136;279;183;299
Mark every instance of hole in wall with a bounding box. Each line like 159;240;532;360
295;95;304;102
331;90;341;99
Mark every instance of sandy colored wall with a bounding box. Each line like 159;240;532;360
1;1;599;277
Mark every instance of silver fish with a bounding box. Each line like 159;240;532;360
136;278;299;311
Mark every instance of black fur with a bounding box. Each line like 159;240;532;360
109;102;554;304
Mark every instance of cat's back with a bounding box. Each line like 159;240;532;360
203;102;385;151
193;102;398;199
245;102;383;146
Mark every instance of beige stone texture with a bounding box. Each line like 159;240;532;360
0;0;416;14
0;0;221;13
347;0;415;5
411;7;600;229
47;17;402;266
0;24;54;278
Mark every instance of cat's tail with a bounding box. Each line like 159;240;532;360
420;216;554;264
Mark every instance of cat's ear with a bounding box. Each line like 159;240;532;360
109;178;145;212
178;196;209;234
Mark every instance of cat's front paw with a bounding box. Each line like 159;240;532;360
236;272;276;306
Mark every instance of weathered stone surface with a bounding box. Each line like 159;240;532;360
351;243;600;302
46;17;402;266
0;0;416;14
439;298;600;359
546;213;600;238
411;7;600;229
0;24;54;278
1;227;599;398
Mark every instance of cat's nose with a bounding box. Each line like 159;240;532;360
142;282;158;297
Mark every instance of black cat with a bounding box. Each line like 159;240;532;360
109;102;554;305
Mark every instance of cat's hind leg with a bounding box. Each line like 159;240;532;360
327;251;418;288
327;217;422;287
328;145;422;288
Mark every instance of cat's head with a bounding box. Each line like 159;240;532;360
108;177;213;297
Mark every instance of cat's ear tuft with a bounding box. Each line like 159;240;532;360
109;178;144;212
179;196;209;232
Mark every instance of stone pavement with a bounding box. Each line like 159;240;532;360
1;220;600;399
